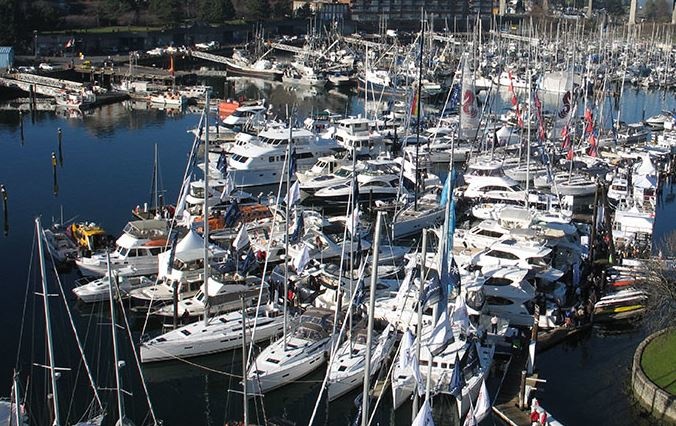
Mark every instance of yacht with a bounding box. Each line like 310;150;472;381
285;229;372;265
75;219;169;277
471;238;553;272
391;194;446;240
152;275;268;321
224;49;283;81
150;91;187;107
332;117;386;157
463;159;508;185
453;220;512;253
246;307;343;394
227;126;340;187
295;154;350;185
221;103;268;132
476;266;537;327
313;173;403;204
327;324;397;401
140;304;286;363
299;164;359;195
73;274;155;303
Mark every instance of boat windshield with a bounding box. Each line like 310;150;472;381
334;168;351;178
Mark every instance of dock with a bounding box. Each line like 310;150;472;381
492;345;541;426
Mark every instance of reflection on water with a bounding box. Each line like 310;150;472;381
0;81;673;425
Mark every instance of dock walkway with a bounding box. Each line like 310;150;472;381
492;347;536;426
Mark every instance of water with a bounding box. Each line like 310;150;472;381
0;81;673;425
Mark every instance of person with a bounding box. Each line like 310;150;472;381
530;409;541;426
181;309;190;325
491;314;498;334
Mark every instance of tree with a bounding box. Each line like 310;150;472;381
295;2;313;18
272;0;292;18
198;0;235;23
636;231;676;332
149;0;183;25
605;0;625;15
245;0;270;20
0;0;18;46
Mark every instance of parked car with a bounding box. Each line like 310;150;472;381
38;63;54;71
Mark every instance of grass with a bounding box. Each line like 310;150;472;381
44;26;163;35
641;329;676;396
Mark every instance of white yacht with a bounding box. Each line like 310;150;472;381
227;127;340;187
285;229;372;265
313;173;403;204
221;104;268;132
152;276;268;321
475;267;537;327
327;324;397;401
72;274;154;303
299;164;358;195
140;304;285;363
463;159;507;184
391;194;445;240
453;220;512;253
246;308;342;394
295;154;350;185
332;117;386;157
75;219;169;277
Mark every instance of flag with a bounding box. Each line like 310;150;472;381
448;83;460;110
64;38;75;48
448;353;465;397
427;307;454;356
398;329;416;371
451;294;470;331
460;55;480;140
461;342;480;370
239;248;257;272
224;200;240;227
165;231;180;272
352;174;360;208
169;54;175;77
472;379;491;423
346;205;360;236
419;275;442;308
288;147;297;179
220;174;234;201
566;147;574;161
352;280;365;307
507;72;518;106
440;173;452;206
284;180;301;206
232;225;250;251
293;244;310;273
411;87;421;117
216;150;227;174
411;398;435;426
587;131;598;157
289;211;304;244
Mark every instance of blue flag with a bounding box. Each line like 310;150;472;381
224;200;240;227
239;248;257;272
216;150;227;174
448;353;466;397
289;147;297;179
289;211;304;244
419;275;442;308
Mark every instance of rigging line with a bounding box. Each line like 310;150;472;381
43;226;104;412
246;124;289;366
307;252;370;426
15;234;36;370
141;109;205;338
116;289;160;425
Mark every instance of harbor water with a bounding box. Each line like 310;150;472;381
0;80;673;425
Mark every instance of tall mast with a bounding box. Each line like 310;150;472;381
414;9;424;211
153;143;159;213
283;115;293;351
411;229;428;420
107;253;127;425
204;90;211;327
361;211;384;426
35;217;62;426
241;296;249;426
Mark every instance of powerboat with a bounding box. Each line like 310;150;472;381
72;274;154;303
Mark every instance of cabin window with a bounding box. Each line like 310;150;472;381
485;295;514;305
485;277;513;286
269;156;275;162
118;247;129;257
127;249;138;257
486;250;519;260
475;229;504;238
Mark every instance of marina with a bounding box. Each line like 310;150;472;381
0;13;675;426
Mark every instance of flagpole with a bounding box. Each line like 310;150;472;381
412;228;428;421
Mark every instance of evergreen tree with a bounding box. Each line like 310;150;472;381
295;2;313;17
149;0;183;25
272;0;292;18
198;0;235;23
0;0;18;46
246;0;271;20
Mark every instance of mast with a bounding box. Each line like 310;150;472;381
283;115;293;351
204;90;211;327
153;143;159;213
411;229;428;420
414;10;424;211
361;211;384;426
241;296;249;426
526;69;532;208
35;217;62;426
107;253;128;426
12;372;22;426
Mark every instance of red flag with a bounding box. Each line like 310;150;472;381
587;133;597;157
508;72;518;106
566;147;574;160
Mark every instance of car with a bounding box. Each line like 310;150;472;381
146;47;164;56
38;63;54;71
17;66;36;74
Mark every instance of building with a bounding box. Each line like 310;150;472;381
293;0;351;22
0;47;14;71
350;0;495;27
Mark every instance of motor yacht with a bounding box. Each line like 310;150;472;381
73;274;155;303
75;219;170;277
227;126;340;187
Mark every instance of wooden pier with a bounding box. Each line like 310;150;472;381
492;346;542;426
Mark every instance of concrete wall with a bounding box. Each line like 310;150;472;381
632;327;676;424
